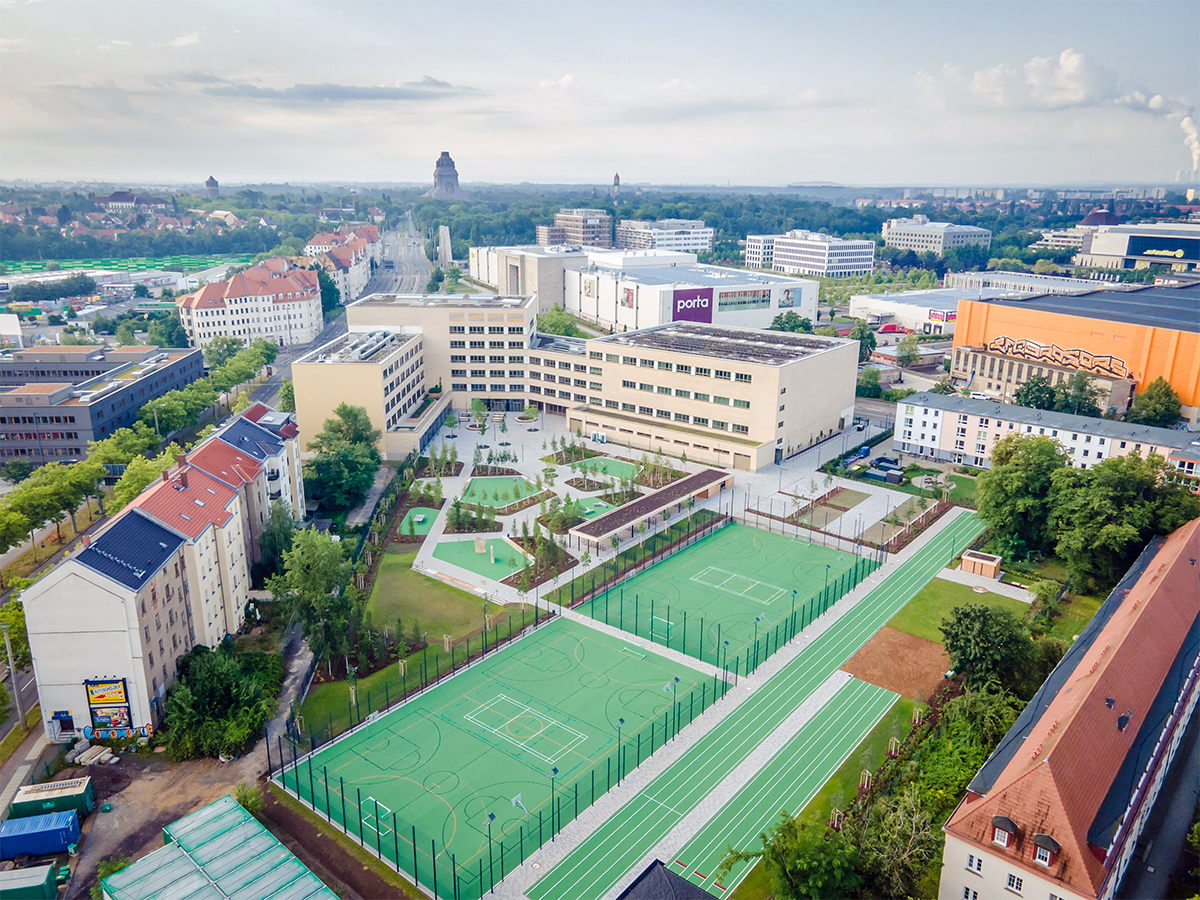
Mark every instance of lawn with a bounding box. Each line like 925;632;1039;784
947;474;978;507
365;551;515;638
886;579;1030;644
461;475;539;505
731;697;917;900
399;507;438;535
432;536;532;579
576;456;640;481
1045;592;1105;642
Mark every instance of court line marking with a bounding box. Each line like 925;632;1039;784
464;694;589;764
361;796;394;836
690;566;787;605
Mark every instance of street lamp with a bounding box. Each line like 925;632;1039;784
823;565;831;614
616;717;625;786
549;766;559;840
421;632;428;682
668;677;680;739
2;622;24;725
790;590;797;637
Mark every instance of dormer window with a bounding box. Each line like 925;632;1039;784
993;828;1010;848
1033;834;1060;867
992;815;1018;848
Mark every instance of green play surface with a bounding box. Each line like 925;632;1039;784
274;618;723;900
399;507;438;536
579;523;877;673
576;456;640;481
432;538;531;579
461;476;539;505
581;497;614;518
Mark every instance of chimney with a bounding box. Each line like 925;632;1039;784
177;453;187;467
180;469;189;489
161;470;169;483
82;535;90;547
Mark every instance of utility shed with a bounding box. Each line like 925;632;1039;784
0;865;57;900
100;795;337;900
9;777;95;820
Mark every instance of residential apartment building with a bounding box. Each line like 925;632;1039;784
304;225;382;302
939;517;1200;900
535;209;613;248
178;259;322;349
22;403;304;742
893;392;1195;476
746;231;875;277
26;511;194;739
951;284;1200;424
615;219;714;253
882;215;992;254
293;291;858;470
0;347;204;465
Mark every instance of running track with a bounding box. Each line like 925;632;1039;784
676;679;896;894
527;511;984;900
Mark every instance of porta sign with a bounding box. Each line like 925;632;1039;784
672;288;714;323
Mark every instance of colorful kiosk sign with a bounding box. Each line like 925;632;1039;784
82;678;151;740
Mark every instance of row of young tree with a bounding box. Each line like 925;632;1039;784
977;433;1200;591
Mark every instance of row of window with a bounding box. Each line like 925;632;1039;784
449;325;525;335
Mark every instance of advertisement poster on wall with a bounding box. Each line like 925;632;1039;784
583;279;596;299
85;678;132;729
672;287;714;323
779;289;794;309
620;288;635;309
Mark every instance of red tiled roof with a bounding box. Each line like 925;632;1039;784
240;402;270;423
129;463;237;539
945;518;1200;898
186;439;264;490
177;260;318;309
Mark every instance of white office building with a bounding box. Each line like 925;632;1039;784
764;231;876;277
615;219;714;253
882;215;992;254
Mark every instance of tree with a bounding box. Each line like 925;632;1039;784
536;304;582;337
0;459;33;484
930;377;956;395
146;310;189;347
115;322;138;346
235;781;264;817
470;397;488;429
308;403;382;452
205;336;245;368
852;785;939;899
856;366;882;399
848;319;877;363
304;442;380;512
717;812;861;900
260;501;297;577
132;283;151;298
110;444;185;512
1049;452;1200;590
91;857;133;900
1124;376;1181;428
895;333;920;368
1012;374;1056;410
769;311;813;334
278;378;295;412
0;600;31;669
1052;371;1105;418
314;265;341;315
266;527;353;665
976;434;1067;560
940;604;1031;688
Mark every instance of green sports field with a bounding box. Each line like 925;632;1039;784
579;524;877;673
528;512;985;900
274;618;724;900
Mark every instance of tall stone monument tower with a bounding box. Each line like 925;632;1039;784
205;175;219;199
426;152;469;200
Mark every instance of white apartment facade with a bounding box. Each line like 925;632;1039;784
748;231;875;277
882;215;992;254
893;392;1192;471
615;219;715;253
178;259;323;349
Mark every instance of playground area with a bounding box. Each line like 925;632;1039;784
432;537;531;579
579;523;876;672
275;618;721;900
460;476;540;506
399;507;438;535
580;497;615;519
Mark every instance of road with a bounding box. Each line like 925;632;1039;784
0;665;39;738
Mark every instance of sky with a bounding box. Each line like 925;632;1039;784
1;0;1198;188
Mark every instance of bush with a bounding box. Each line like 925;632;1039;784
235;781;264;817
91;856;132;900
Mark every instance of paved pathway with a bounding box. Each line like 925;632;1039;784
935;566;1033;602
0;730;50;819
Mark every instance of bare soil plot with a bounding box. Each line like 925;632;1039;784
841;626;949;703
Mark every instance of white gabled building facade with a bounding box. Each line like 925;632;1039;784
178;258;323;349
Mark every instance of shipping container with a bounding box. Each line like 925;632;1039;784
0;865;57;899
0;811;79;860
9;777;94;821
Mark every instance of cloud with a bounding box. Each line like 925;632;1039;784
202;76;485;104
917;49;1199;169
153;32;201;48
98;39;133;52
0;37;30;52
540;74;575;92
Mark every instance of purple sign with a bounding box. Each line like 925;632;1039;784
672;287;714;323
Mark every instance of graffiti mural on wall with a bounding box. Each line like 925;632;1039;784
986;336;1131;379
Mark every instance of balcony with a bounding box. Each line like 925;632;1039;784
268;489;283;501
266;471;281;482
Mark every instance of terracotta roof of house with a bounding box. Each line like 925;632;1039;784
177;260;318;310
945;518;1200;898
240;402;270;423
129;462;237;539
186;438;264;490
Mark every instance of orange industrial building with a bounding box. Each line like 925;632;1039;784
951;284;1200;425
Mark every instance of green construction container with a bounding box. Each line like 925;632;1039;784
8;776;94;821
0;865;57;899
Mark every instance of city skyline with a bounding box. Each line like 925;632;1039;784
1;0;1198;186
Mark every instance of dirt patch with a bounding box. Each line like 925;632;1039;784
260;786;415;900
842;627;949;703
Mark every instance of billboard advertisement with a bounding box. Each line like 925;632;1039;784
620;287;635;309
672;287;714;323
1127;234;1199;262
929;309;957;322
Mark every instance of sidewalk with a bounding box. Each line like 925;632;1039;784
0;726;50;818
936;566;1032;602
